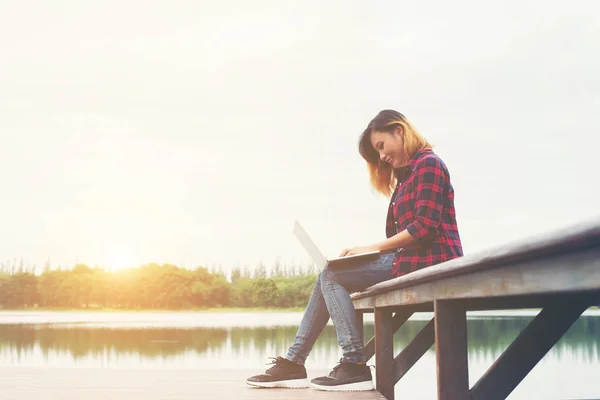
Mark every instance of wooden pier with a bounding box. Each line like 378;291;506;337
0;367;386;400
352;218;600;400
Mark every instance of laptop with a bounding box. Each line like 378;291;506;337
293;220;382;269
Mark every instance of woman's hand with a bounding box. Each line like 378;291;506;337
339;245;379;257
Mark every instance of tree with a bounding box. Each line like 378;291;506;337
272;257;283;277
230;277;254;307
251;278;279;307
13;273;39;307
89;267;109;307
230;267;241;283
0;257;317;310
71;264;93;307
272;275;316;308
253;261;267;279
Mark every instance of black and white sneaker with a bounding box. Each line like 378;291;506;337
246;356;309;388
310;359;374;391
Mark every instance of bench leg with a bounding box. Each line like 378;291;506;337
365;311;413;361
470;294;591;400
375;307;394;400
356;310;364;345
435;300;469;400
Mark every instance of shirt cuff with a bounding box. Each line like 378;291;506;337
406;220;428;240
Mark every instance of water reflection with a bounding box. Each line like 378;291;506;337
0;326;228;360
1;316;599;367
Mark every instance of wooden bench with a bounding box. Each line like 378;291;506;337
351;218;600;400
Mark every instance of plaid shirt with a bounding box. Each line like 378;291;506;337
386;149;463;277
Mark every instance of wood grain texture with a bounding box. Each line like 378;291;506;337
374;308;394;400
348;219;600;399
435;300;469;400
356;310;364;345
352;218;600;302
0;367;386;400
353;246;600;310
364;310;412;361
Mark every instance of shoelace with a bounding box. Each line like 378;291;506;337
329;359;375;377
265;356;284;374
328;358;345;376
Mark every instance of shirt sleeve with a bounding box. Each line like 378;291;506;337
405;155;447;241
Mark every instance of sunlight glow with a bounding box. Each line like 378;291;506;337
105;241;140;271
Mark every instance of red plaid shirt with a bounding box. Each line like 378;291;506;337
386;149;463;277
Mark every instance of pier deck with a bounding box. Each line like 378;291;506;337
0;367;386;400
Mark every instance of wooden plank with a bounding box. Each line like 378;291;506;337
353;298;432;312
460;292;600;311
352;218;600;301
353;296;375;310
393;318;435;384
364;310;413;361
374;307;395;400
435;300;469;400
470;294;592;400
355;247;600;309
0;367;387;400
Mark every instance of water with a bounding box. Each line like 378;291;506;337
1;311;599;399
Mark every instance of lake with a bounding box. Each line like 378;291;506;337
1;310;599;399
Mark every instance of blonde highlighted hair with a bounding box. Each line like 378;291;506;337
358;110;432;197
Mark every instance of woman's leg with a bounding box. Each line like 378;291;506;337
320;253;394;363
247;254;394;389
285;272;331;364
247;274;331;388
286;253;394;364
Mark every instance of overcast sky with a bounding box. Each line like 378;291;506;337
1;0;599;272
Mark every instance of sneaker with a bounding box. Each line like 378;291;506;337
246;356;309;388
310;359;374;391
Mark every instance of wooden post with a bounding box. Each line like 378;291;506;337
356;310;364;345
365;310;413;361
375;307;394;400
435;300;469;400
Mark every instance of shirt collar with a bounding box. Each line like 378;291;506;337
395;148;432;183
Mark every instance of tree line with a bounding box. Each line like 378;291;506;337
0;260;318;310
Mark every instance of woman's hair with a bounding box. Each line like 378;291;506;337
359;110;432;197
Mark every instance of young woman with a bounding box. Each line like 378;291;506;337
246;109;463;391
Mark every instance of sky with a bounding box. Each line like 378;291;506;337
1;0;599;272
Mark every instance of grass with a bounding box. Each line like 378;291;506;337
3;305;598;313
0;306;306;313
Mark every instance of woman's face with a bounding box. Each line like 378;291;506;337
370;127;404;168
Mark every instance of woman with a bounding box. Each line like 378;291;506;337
246;109;463;391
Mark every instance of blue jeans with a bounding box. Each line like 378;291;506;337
286;253;394;365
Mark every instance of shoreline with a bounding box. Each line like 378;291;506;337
0;307;306;313
1;306;598;315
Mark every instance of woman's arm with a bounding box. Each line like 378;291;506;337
374;229;415;252
340;154;449;257
339;229;415;257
